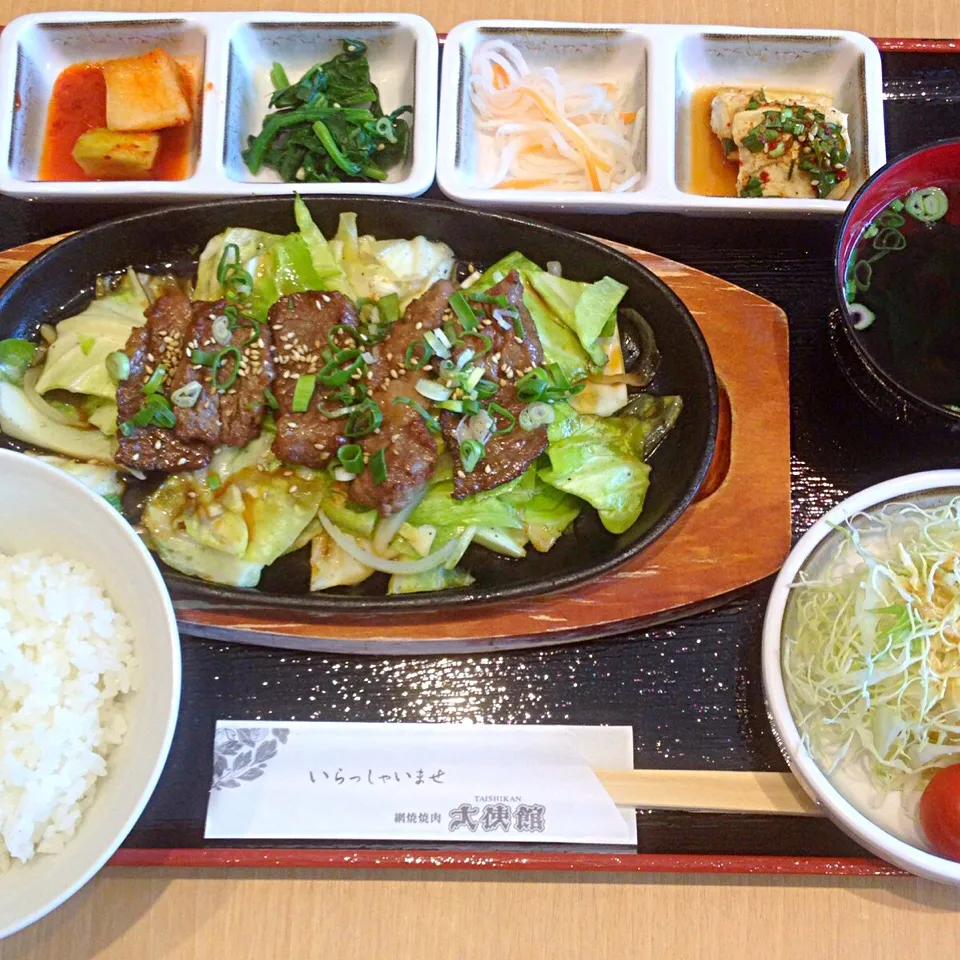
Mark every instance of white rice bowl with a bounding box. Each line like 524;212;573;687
0;551;137;871
0;450;179;939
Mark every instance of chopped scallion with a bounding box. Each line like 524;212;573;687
212;346;242;393
392;396;441;433
370;448;388;485
292;374;317;413
142;365;166;395
171;381;203;408
344;398;383;437
449;291;478;329
460;439;484;473
337;443;365;474
105;350;130;383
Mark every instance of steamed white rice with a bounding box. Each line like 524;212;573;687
0;550;136;871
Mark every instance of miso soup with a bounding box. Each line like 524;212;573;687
846;184;960;409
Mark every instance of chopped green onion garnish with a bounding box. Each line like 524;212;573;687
191;348;218;366
405;340;433;370
474;379;499;400
512;314;525;341
449;291;479;329
208;474;221;491
468;332;493;354
119;420;135;437
424;329;451;359
132;393;176;429
466;291;508;308
516;368;549;402
416;379;452;402
464;367;485;392
392;396;441;433
488;402;516;434
519;401;555;431
216;243;240;286
105;350;130;383
292;374;317;413
460;439;484;473
263;387;279;410
337;443;365;474
905;186;949;223
370;448;388;485
344;398;383;437
171;381;202;408
318;349;364;387
142;364;166;395
212;346;242;393
212;315;232;345
548;363;571;392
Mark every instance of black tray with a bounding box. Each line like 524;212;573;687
4;44;960;870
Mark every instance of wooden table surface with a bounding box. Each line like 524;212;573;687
3;0;960;957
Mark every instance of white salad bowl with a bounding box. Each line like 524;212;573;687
0;449;181;939
762;469;960;884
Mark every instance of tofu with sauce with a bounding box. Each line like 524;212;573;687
730;104;851;200
710;89;834;160
102;48;193;132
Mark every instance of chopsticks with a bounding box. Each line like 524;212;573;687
593;769;821;817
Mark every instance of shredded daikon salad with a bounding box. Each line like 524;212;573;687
784;497;960;799
469;40;644;193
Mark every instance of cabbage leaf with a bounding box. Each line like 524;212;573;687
540;404;651;535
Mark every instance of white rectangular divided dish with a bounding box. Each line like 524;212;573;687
437;21;886;216
0;12;438;201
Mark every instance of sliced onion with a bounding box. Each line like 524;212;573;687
547;260;562;276
318;511;458;574
23;369;86;427
333;467;356;482
372;492;422;556
40;324;57;345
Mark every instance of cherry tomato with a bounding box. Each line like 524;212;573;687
919;764;960;860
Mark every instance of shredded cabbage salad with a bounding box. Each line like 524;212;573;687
784;497;960;798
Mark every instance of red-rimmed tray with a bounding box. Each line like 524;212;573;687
1;34;952;879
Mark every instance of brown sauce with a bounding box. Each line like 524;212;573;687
686;86;738;197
